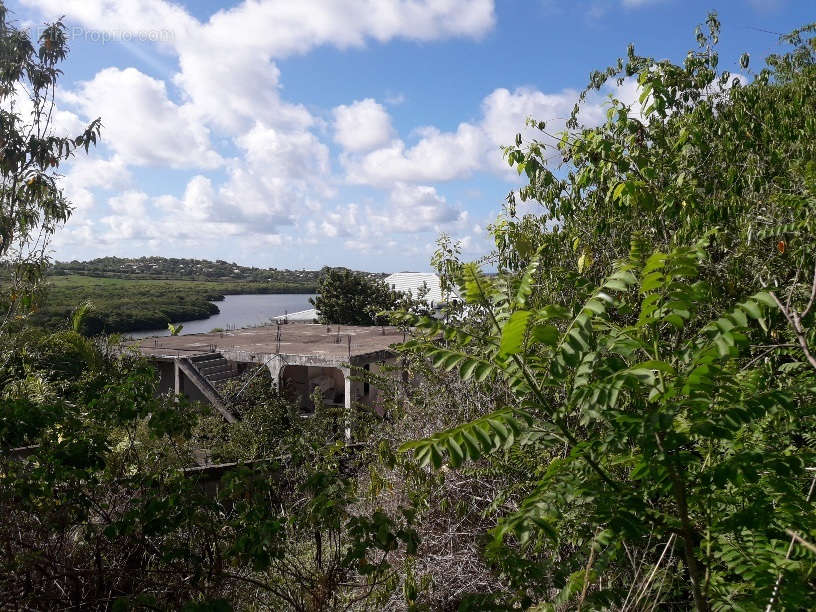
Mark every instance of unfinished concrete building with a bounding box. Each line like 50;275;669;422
136;323;403;429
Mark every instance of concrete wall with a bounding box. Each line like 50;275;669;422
177;368;210;404
153;358;213;406
155;360;175;395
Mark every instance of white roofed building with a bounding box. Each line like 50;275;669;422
383;272;458;308
276;308;318;323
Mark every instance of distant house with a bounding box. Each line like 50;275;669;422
383;272;458;309
279;308;318;323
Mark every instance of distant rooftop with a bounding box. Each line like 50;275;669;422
384;272;457;305
280;308;318;322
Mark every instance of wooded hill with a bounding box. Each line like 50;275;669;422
51;256;325;283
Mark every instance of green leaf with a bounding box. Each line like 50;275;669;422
752;292;777;308
473;423;495;450
538;304;573;320
459;358;481;380
605;277;630;292
630;360;675;374
461;430;482;460
739;300;762;320
446;437;464;467
532;323;559;346
473;361;494;381
461;263;496;305
641;271;665;292
414;444;432;468
638;82;653;104
515;251;541;308
500;310;532;355
488;418;510;441
577;248;593;273
429;444;444;469
399;409;526;470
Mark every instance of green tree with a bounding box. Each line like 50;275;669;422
430;233;463;300
495;15;815;310
310;267;402;326
0;4;100;332
398;244;816;609
395;17;816;610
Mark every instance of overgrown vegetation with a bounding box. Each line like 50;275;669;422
3;8;816;611
395;15;816;610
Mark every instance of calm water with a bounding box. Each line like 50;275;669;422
128;294;316;338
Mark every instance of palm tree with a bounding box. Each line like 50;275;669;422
167;323;183;336
71;300;94;335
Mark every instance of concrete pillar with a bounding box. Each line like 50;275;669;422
267;356;283;392
174;359;181;395
341;367;364;442
343;369;352;441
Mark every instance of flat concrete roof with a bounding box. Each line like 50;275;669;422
133;322;405;366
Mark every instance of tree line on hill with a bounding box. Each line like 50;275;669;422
50;256;384;284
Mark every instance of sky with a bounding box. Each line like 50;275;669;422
7;0;814;272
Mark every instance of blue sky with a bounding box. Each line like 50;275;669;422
8;0;813;271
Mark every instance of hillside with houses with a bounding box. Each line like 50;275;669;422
51;256;387;283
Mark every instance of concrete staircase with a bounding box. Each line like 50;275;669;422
190;352;241;389
178;353;240;423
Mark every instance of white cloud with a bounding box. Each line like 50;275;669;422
172;36;312;134
482;86;586;146
333;98;394;153
380;182;465;232
100;188;247;246
91;125;335;249
20;0;500;264
1;82;87;137
344;122;486;186
342;78;643;186
60;155;131;211
155;175;216;221
223;122;332;220
24;0;495;51
16;0;564;268
62;67;222;169
306;183;466;258
21;0;195;40
189;0;494;57
108;190;148;216
25;0;495;133
480;86;584;173
49;154;133;254
150;123;332;239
